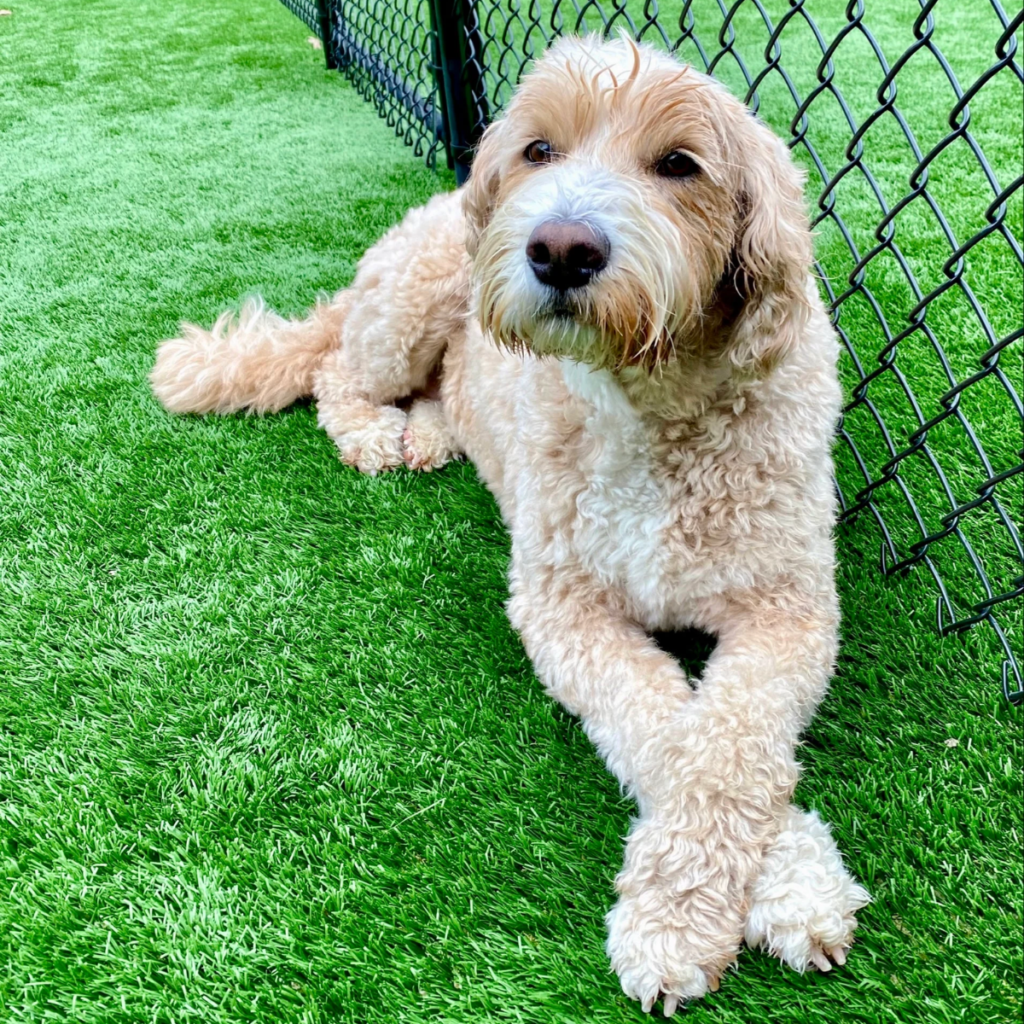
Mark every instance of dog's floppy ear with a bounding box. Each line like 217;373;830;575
462;121;505;258
727;119;814;373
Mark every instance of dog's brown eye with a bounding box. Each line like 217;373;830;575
656;151;700;178
525;140;554;164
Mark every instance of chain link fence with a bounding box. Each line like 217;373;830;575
283;0;1023;703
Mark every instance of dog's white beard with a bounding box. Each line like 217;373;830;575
473;162;699;368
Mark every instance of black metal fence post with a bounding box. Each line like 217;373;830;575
316;0;336;69
429;0;485;184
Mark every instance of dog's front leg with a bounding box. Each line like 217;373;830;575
604;589;840;1013
507;563;696;805
511;566;839;1013
508;564;723;1012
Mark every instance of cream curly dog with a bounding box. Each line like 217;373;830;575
152;36;869;1014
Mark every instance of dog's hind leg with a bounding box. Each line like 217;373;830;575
311;191;470;475
313;344;408;475
152;189;469;477
313;340;463;476
744;805;870;973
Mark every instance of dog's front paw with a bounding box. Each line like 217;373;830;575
606;885;740;1016
605;812;757;1015
744;807;870;974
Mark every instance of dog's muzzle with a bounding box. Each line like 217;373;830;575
526;219;610;292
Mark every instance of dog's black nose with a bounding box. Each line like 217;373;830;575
526;220;610;291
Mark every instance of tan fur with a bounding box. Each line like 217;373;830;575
152;36;869;1014
151;295;348;414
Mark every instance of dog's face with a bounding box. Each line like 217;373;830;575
464;37;812;372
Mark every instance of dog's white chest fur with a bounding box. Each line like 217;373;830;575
559;360;676;619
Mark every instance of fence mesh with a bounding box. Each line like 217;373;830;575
279;0;329;40
280;0;1023;703
329;1;446;167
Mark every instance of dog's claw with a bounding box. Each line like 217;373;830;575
641;994;656;1014
809;948;832;972
662;994;679;1016
830;945;847;967
706;973;720;992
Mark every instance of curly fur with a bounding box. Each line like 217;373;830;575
151;36;870;1014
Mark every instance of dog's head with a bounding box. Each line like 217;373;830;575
463;36;812;374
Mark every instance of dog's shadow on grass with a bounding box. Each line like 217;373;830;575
652;628;717;683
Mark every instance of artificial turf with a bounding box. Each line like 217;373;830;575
0;1;1020;1022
